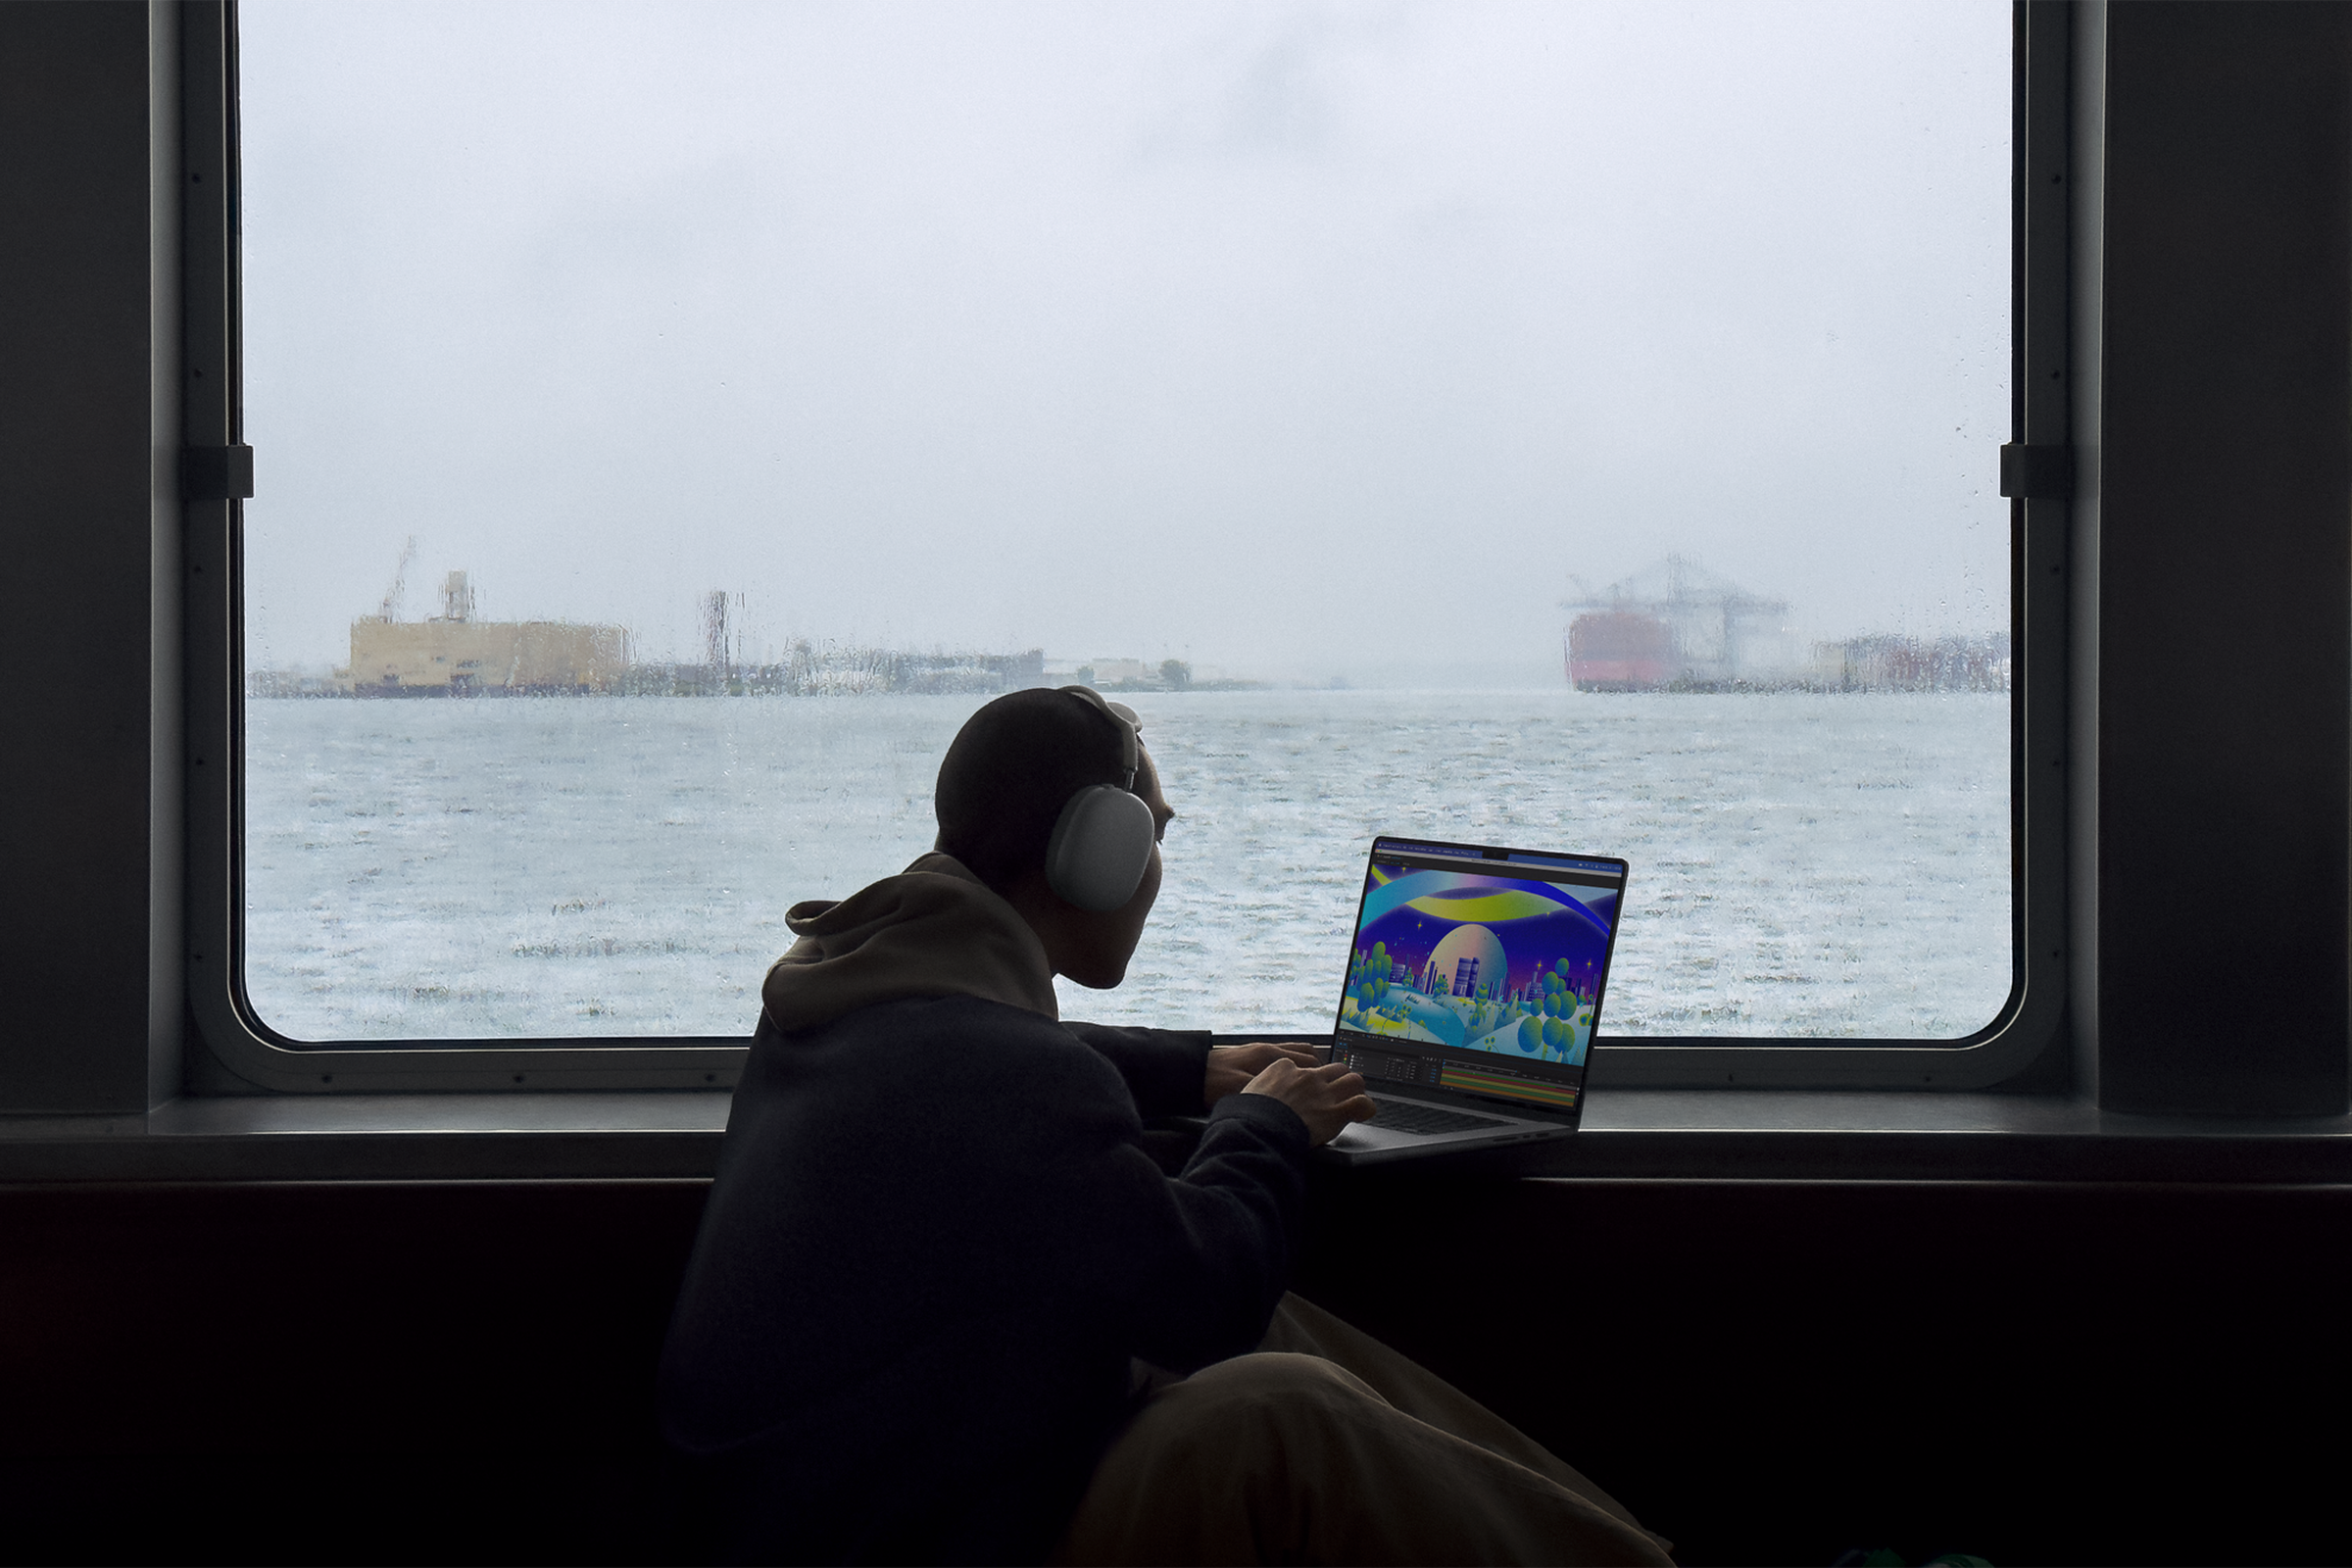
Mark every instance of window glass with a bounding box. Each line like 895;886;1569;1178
240;0;2010;1041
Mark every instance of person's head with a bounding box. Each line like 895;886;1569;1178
934;687;1174;987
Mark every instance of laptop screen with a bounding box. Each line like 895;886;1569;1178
1333;836;1629;1116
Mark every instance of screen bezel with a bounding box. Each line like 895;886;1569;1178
1331;834;1631;1119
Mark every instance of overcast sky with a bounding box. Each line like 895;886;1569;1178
240;0;2009;684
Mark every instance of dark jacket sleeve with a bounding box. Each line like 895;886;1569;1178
1025;1065;1312;1375
1062;1021;1213;1120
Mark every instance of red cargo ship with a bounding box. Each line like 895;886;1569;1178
1566;610;1674;691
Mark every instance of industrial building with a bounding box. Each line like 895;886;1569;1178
1814;631;2014;694
339;570;629;696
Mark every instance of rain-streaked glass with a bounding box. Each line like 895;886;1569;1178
239;1;2011;1040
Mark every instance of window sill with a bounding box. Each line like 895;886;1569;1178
0;1093;733;1183
0;1089;2348;1184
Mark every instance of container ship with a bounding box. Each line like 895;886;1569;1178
1563;556;1797;691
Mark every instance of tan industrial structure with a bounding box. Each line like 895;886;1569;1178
339;571;628;696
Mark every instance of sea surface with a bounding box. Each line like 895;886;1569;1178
243;690;2012;1042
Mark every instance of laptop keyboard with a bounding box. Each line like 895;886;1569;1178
1368;1097;1511;1137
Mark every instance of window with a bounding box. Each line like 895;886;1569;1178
198;0;2061;1090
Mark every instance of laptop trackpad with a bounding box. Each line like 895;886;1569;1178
1329;1096;1532;1150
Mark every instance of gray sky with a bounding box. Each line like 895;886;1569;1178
240;0;2009;685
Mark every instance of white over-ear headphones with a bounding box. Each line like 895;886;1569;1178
1044;686;1157;911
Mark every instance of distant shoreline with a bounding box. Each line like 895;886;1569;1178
241;679;2013;701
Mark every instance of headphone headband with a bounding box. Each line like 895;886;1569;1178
1057;685;1139;790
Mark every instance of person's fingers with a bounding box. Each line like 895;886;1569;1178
1241;1059;1379;1141
1260;1044;1320;1072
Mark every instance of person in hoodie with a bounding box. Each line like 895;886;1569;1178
658;687;1672;1566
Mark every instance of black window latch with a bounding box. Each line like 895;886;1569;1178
183;444;255;501
1998;442;2071;501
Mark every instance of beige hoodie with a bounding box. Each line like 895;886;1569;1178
760;852;1060;1035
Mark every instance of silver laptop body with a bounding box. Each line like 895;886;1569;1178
1317;836;1630;1167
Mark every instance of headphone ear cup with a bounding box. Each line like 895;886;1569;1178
1044;786;1156;911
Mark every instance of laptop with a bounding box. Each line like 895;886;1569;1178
1316;835;1629;1166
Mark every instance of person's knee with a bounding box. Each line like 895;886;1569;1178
1064;1355;1383;1558
1123;1351;1385;1474
1176;1352;1376;1416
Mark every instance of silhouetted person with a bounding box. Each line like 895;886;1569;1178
659;687;1669;1565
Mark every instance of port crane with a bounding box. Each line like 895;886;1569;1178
377;535;416;622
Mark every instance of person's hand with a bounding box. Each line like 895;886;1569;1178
1203;1041;1322;1107
1240;1058;1377;1147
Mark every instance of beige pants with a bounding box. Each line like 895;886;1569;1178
1054;1295;1674;1566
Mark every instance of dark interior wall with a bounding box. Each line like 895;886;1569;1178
1300;1176;2352;1568
0;1;175;1112
2091;1;2352;1114
0;1182;707;1565
3;1178;2346;1567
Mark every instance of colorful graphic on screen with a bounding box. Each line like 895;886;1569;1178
1338;860;1619;1066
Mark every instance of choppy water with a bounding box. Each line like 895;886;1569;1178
243;690;2011;1042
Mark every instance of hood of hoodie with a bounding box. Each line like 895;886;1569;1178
760;852;1059;1034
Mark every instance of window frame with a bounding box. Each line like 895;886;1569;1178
183;0;2073;1095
